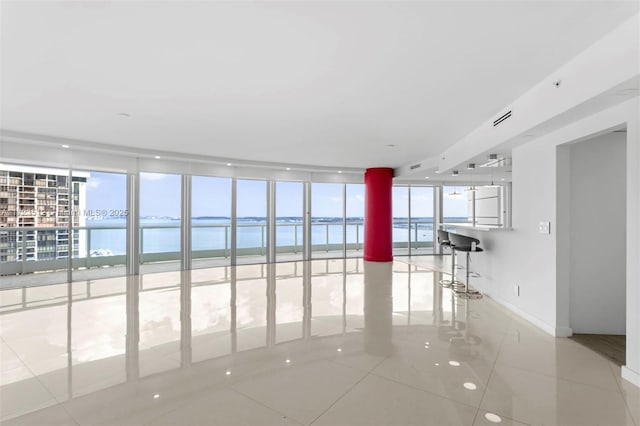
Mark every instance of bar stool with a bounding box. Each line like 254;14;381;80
448;233;483;299
437;230;462;289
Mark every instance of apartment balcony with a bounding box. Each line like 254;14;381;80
0;221;435;288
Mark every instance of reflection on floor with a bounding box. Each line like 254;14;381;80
1;258;638;425
570;334;626;366
1;251;367;289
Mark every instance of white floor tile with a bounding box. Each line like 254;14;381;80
313;374;477;425
3;259;638;426
1;403;79;426
146;388;301;425
480;364;634;426
0;375;58;422
231;360;368;424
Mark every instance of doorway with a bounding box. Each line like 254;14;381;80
557;129;627;364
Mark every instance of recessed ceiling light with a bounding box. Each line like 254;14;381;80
448;360;460;366
225;370;231;376
424;176;429;179
153;394;160;399
286;167;291;171
484;413;502;423
226;163;232;167
61;144;70;148
337;348;342;352
154;156;161;159
338;171;343;174
501;178;505;181
285;359;291;363
463;382;477;390
435;170;440;174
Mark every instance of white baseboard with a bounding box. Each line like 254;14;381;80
622;366;640;388
554;326;573;337
486;293;572;337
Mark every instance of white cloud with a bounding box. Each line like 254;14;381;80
86;178;102;191
141;172;166;181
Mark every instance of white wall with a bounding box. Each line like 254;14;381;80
567;133;626;334
453;97;639;386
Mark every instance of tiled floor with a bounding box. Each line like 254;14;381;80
0;258;637;425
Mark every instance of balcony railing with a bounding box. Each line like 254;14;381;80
0;221;434;275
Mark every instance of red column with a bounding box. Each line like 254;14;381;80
364;168;393;262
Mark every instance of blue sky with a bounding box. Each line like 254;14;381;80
84;172;468;218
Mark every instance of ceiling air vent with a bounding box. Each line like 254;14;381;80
493;110;512;127
410;163;421;170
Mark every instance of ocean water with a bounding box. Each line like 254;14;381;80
84;217;459;255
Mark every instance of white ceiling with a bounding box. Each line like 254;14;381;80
1;1;637;170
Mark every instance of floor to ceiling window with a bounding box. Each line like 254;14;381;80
139;173;182;273
311;183;344;259
2;162;458;291
345;184;365;258
191;176;232;269
392;186;410;255
71;171;128;281
275;181;303;262
236;179;267;265
409;186;434;254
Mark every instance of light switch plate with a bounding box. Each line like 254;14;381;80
538;221;550;234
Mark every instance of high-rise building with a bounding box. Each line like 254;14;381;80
0;165;87;263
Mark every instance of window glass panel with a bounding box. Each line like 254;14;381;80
140;173;181;273
73;171;127;281
311;183;344;259
409;186;434;254
236;179;267;265
276;181;303;262
191;176;231;268
345;184;364;258
392;186;410;255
